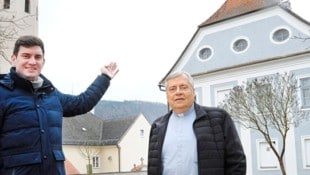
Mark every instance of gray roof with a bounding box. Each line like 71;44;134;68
94;100;167;124
100;116;137;145
62;113;137;145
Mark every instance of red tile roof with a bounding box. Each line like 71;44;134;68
65;159;80;175
200;0;281;26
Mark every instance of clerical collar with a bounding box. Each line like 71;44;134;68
173;104;195;117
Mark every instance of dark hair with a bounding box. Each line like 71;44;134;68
13;35;45;55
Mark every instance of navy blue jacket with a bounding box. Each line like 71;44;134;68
148;103;246;175
0;68;110;175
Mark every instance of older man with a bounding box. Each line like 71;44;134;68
148;71;246;175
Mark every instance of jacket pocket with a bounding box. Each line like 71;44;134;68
2;152;42;168
52;150;65;161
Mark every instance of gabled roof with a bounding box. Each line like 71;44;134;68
63;113;138;145
200;0;281;26
63;113;102;144
94;100;167;124
158;0;303;86
100;116;138;145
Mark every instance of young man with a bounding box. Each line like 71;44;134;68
148;71;246;175
0;35;119;175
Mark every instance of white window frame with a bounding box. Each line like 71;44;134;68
301;135;310;169
256;139;279;171
270;26;291;44
299;76;310;109
195;87;201;104
196;45;214;62
92;156;100;168
214;86;232;107
230;36;250;54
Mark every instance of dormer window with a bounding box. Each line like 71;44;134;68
197;45;213;61
271;27;290;43
231;37;249;54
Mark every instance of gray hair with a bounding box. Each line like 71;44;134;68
165;71;194;88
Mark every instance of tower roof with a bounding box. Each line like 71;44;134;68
200;0;282;26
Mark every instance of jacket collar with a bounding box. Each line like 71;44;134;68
160;102;207;122
0;67;54;92
194;103;208;120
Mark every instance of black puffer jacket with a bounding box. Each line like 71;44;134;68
148;103;246;175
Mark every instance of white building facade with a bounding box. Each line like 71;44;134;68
159;0;310;174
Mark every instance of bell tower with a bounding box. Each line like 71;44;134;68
0;0;38;73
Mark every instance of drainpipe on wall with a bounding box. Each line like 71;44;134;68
117;145;121;172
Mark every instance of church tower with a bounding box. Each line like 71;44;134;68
0;0;38;73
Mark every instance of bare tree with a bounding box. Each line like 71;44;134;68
63;117;102;175
0;8;34;62
221;72;309;175
79;141;101;175
78;123;103;175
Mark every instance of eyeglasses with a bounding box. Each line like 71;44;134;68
167;84;190;93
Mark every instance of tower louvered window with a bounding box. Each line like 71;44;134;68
4;0;10;9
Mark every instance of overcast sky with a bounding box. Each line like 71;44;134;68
38;0;309;104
